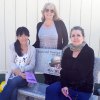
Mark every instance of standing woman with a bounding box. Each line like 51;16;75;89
46;26;94;100
33;2;68;85
0;27;36;100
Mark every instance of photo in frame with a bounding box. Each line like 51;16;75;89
35;48;62;76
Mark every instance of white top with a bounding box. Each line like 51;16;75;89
15;53;28;72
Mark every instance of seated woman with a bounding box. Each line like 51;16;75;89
0;27;36;100
45;26;95;100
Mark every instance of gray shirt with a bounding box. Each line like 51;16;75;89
38;23;58;49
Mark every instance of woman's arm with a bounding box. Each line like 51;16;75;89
60;49;68;87
60;20;68;47
85;47;94;82
9;44;19;70
33;22;43;48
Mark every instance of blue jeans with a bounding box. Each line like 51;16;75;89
45;82;92;100
0;76;27;100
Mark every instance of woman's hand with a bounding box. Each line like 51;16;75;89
12;68;26;79
19;73;26;79
61;87;69;97
12;68;21;76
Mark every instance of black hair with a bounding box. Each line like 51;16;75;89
70;26;85;37
14;27;30;56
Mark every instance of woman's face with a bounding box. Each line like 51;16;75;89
43;6;55;20
70;30;84;46
17;34;29;45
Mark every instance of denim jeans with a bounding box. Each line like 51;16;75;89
0;76;27;100
45;82;92;100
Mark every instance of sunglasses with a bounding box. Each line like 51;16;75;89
45;9;54;13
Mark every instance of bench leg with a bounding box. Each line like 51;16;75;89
98;96;100;100
29;97;39;100
29;97;34;100
29;97;45;100
18;93;28;100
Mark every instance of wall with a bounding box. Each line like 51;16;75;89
0;0;100;73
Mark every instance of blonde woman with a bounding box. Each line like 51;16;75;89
33;2;68;85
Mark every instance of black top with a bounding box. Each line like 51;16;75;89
60;44;94;93
33;20;68;49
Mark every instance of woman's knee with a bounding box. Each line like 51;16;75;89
7;77;23;86
46;85;53;94
46;82;61;94
7;79;17;87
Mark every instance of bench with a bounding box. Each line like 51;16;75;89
18;83;48;100
17;58;100;100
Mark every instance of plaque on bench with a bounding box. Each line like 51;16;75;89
35;48;62;76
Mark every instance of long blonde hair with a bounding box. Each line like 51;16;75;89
41;2;60;21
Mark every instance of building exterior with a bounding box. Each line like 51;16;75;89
0;0;100;73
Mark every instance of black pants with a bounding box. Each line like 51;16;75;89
44;74;60;85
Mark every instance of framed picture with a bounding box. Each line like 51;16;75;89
35;48;62;76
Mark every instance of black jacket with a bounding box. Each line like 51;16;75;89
33;20;68;49
60;44;94;93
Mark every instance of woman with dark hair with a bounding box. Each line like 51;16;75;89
46;26;94;100
0;27;36;100
33;2;68;85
